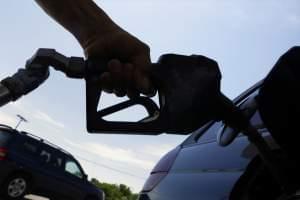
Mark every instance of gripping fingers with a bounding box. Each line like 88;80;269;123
99;72;113;93
99;59;155;98
134;70;156;97
107;59;125;97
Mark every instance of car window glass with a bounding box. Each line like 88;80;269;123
65;159;83;178
40;149;51;163
39;146;65;169
236;90;265;131
250;110;265;129
23;142;38;154
18;138;39;156
55;157;63;167
50;152;64;168
197;121;222;143
0;130;12;146
182;121;214;146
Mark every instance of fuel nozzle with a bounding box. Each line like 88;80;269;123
85;53;234;134
0;48;251;135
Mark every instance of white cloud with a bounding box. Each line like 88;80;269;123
142;144;174;157
33;110;65;129
64;139;155;170
9;101;27;112
1;101;65;132
0;112;16;126
6;101;65;130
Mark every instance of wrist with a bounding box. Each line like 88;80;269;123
78;20;120;49
36;0;121;48
69;0;121;48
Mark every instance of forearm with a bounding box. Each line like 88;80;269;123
35;0;119;47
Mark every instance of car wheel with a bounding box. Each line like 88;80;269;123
2;174;30;199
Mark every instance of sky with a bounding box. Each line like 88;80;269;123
0;0;300;193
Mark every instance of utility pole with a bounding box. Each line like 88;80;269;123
15;114;28;130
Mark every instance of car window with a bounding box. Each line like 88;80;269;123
49;151;64;168
0;130;12;146
40;149;51;163
182;121;214;146
39;146;65;169
197;111;264;145
23;141;39;154
65;158;83;178
250;110;265;129
18;138;40;156
197;121;222;144
51;154;64;168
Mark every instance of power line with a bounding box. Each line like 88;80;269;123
74;154;146;180
52;139;148;180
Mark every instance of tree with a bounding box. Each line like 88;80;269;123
91;178;138;200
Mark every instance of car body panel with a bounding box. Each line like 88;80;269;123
140;82;280;200
148;133;277;200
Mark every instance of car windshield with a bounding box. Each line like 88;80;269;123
0;130;12;146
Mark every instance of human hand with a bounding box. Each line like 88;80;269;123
35;0;154;98
83;28;155;98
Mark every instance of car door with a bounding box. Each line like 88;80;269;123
59;156;87;200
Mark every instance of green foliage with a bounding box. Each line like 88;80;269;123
91;178;138;200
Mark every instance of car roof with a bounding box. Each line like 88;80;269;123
0;124;72;157
0;124;15;132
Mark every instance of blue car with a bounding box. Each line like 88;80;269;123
0;125;104;200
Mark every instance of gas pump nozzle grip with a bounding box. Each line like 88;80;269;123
85;53;225;134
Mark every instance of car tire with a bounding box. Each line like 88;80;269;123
1;173;30;199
